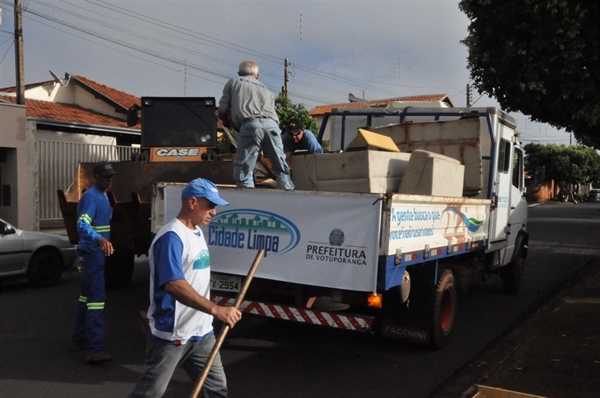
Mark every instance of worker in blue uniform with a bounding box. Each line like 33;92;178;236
69;161;116;363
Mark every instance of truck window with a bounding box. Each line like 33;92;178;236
497;139;511;174
512;147;524;189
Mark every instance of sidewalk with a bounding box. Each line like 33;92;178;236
430;259;600;398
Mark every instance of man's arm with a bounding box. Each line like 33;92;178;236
164;279;241;328
217;108;235;129
305;130;324;154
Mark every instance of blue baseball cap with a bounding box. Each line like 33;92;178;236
181;178;229;206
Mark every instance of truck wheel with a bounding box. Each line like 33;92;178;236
105;250;135;289
431;269;457;349
503;247;524;295
27;251;63;287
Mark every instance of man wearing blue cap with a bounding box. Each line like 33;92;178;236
128;178;241;398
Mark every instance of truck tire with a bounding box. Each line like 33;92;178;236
27;250;63;287
503;247;524;295
430;269;457;349
105;250;135;289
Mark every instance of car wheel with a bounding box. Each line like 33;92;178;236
430;269;457;349
27;251;63;287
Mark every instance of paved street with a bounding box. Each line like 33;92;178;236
1;202;598;397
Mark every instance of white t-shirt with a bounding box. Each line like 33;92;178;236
147;217;213;344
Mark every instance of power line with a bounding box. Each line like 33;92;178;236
0;0;478;107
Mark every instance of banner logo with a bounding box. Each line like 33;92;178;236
208;209;301;257
329;228;344;246
442;206;484;232
306;229;367;266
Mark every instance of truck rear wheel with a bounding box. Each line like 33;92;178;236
431;269;457;349
105;250;134;289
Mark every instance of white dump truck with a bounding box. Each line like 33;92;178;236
151;104;529;348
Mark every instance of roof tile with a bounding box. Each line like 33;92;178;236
0;95;132;128
309;94;453;116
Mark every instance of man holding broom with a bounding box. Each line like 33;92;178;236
128;178;241;398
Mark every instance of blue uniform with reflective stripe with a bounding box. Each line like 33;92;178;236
72;184;113;353
76;185;112;253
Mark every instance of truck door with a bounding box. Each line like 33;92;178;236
489;124;514;243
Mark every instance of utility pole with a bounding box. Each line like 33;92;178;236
282;58;290;98
14;0;25;105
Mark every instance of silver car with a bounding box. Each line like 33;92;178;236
0;218;77;287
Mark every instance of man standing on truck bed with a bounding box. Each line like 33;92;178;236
217;60;294;190
69;161;115;364
128;178;241;398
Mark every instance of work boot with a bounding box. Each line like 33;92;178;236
69;339;88;351
85;351;112;364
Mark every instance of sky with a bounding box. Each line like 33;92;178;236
0;0;573;146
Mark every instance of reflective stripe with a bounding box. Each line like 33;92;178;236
78;214;92;224
92;225;111;233
78;295;87;303
78;214;110;233
87;302;105;310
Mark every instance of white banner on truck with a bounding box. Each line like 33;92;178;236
163;186;382;292
384;195;490;256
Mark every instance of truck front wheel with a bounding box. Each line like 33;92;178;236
105;250;135;289
431;269;457;349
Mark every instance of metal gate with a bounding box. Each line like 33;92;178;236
38;140;136;225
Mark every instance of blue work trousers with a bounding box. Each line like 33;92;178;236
127;333;228;398
234;118;294;190
72;250;106;353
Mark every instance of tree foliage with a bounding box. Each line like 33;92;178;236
459;0;600;149
275;95;320;135
524;143;600;186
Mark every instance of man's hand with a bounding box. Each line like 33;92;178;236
98;237;114;256
165;279;242;328
217;108;234;129
212;306;242;328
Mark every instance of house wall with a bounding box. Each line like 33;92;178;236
0;102;37;230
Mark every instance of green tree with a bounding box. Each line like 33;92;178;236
459;1;600;149
275;95;320;136
524;143;600;187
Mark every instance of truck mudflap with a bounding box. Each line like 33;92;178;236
211;295;375;333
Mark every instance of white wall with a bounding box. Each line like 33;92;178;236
0;102;37;229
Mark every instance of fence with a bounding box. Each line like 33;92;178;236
38;140;136;225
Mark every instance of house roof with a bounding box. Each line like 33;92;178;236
0;74;141;129
70;74;140;112
0;95;133;129
309;94;454;116
0;74;140;111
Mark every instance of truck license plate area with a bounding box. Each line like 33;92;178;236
210;274;241;292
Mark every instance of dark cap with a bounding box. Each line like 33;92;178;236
287;118;304;136
93;161;116;177
181;178;229;206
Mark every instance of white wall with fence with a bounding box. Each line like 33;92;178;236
38;140;136;226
